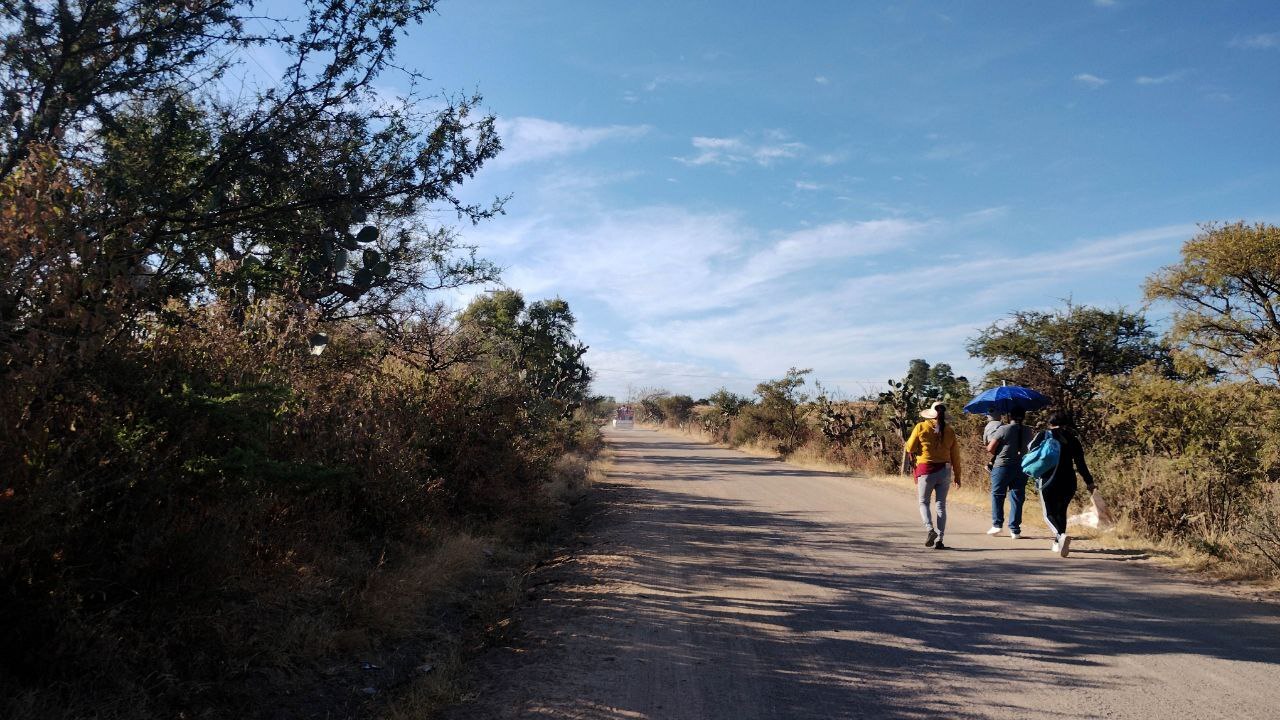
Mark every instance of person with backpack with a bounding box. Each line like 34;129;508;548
1025;411;1096;557
904;401;963;550
985;408;1031;539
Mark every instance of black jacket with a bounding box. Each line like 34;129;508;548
1035;427;1094;491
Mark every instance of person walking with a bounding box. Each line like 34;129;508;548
982;413;1006;445
985;409;1031;539
904;401;962;550
982;411;1006;497
1033;411;1097;557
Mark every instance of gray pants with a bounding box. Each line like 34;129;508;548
917;467;952;537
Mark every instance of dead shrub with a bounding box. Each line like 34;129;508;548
1239;486;1280;576
546;453;592;505
0;279;598;716
352;533;489;638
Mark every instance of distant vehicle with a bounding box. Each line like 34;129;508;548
612;405;634;429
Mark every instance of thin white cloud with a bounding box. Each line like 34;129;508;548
586;349;738;399
496;206;748;317
482;209;928;323
620;222;1194;396
1135;72;1182;85
794;180;822;191
638;69;721;94
814;75;830;85
627;309;982;396
1229;33;1280;49
677;133;807;167
834;223;1194;300
734;220;927;291
491;117;649;168
924;142;976;161
1074;73;1109;88
961;206;1010;222
1094;0;1117;7
466;170;1196;398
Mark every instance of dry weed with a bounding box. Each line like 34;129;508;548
353;533;490;638
378;447;605;719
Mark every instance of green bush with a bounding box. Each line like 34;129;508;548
745;368;812;456
1094;369;1280;575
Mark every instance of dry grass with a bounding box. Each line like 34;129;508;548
381;644;468;720
377;448;611;718
545;448;612;506
374;565;526;720
353;533;491;639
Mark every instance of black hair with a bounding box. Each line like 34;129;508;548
1010;408;1026;422
935;404;946;438
1047;410;1073;427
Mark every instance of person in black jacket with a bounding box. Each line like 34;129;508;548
1034;411;1096;558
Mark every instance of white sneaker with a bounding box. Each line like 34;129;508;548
1010;532;1021;540
1058;534;1071;557
986;526;1002;536
1050;541;1060;553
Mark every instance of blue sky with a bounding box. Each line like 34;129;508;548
384;1;1279;399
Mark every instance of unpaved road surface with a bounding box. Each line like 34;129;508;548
447;428;1280;719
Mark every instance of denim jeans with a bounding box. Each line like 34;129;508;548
917;466;952;538
990;463;1027;533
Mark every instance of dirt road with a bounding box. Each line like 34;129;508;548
447;428;1280;719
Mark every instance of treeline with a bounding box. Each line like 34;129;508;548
636;222;1280;580
1;3;597;718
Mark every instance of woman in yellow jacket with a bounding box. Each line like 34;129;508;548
904;401;963;550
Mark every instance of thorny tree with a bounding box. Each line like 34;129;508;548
966;301;1169;432
1144;222;1280;383
0;0;503;350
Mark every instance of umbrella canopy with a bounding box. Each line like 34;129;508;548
963;385;1052;415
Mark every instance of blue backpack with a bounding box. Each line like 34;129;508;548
1021;429;1062;481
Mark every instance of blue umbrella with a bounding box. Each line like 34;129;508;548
963;385;1052;415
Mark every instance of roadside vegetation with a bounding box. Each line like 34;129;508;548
634;222;1280;583
1;3;603;718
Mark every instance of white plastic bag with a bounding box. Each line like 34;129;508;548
1068;489;1115;529
1068;508;1099;529
1091;488;1114;527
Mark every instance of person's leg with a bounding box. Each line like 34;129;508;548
1049;488;1074;540
1008;469;1027;535
917;475;935;531
1039;480;1076;554
990;465;1008;529
1038;479;1064;538
1048;486;1075;555
918;474;940;546
934;469;952;539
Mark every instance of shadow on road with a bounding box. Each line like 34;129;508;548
576;477;1278;718
451;430;1280;720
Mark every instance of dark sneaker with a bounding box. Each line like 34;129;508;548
933;540;947;550
925;529;938;547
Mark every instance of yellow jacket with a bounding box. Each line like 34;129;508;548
904;420;962;483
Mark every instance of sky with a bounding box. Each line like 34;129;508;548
328;1;1279;399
